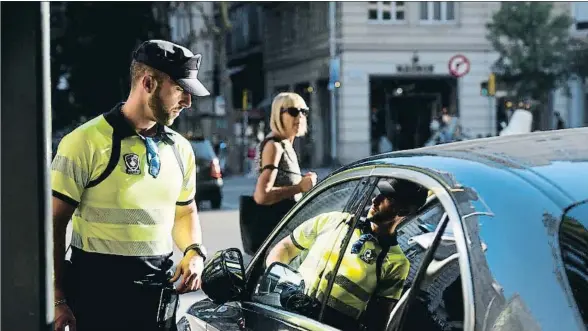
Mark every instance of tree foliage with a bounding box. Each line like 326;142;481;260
486;2;574;100
50;2;172;131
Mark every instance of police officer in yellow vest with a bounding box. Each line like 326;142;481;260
266;178;428;331
52;40;211;331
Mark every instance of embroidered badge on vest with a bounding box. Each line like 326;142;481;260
360;248;377;264
123;153;141;175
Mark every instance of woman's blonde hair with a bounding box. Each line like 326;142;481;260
269;92;308;137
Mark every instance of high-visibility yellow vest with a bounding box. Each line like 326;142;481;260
291;212;410;319
51;104;196;257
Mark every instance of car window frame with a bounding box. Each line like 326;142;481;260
241;166;376;328
245;166;376;282
316;176;379;321
362;166;475;331
559;199;588;330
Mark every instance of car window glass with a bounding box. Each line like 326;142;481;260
251;179;363;319
394;215;466;331
191;140;216;160
315;177;455;331
559;201;588;328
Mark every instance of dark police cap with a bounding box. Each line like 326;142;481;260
377;178;428;209
133;39;210;97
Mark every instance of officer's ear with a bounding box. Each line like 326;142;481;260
142;75;159;94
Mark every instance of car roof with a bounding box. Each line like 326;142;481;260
337;128;588;207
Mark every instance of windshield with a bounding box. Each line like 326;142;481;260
191;140;216;160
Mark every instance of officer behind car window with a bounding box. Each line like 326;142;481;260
52;40;210;331
266;178;428;331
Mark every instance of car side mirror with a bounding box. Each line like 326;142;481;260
258;262;305;295
201;248;246;304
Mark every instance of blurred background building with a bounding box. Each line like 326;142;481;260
168;2;218;137
262;2;588;165
50;1;588;171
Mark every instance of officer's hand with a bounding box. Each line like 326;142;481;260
171;250;204;294
54;303;76;331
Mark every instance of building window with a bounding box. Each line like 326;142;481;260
283;6;296;43
204;42;212;63
420;1;456;23
574;2;588;30
368;1;406;22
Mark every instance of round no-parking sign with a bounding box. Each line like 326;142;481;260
448;55;470;78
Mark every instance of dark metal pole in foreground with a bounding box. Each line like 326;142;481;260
1;2;53;330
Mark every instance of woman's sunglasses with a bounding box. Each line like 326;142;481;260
281;107;309;117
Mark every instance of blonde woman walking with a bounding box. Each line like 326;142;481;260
240;92;317;254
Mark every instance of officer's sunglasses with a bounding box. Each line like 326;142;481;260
145;137;161;178
281;107;309;117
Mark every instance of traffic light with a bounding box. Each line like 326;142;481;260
242;89;251;110
488;73;496;96
480;81;489;96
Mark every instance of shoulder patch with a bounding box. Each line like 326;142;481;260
123;153;141;175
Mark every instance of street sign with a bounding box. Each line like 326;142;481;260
448;54;471;78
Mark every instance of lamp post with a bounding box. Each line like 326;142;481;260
328;1;338;165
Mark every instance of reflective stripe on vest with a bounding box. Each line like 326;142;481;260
299;227;382;319
70;208;175;256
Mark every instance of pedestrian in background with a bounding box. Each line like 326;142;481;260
554;111;566;130
246;140;258;178
240;92;317;255
52;40;210;331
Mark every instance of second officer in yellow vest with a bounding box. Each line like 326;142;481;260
266;178;428;331
52;40;211;331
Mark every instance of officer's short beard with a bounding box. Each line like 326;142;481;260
149;88;174;126
368;208;398;225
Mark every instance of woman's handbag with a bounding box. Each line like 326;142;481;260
239;194;296;256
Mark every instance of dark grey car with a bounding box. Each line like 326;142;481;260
179;128;588;331
190;137;223;209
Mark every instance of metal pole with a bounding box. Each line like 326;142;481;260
328;1;338;164
242;110;248;174
489;97;494;136
41;2;54;324
1;2;53;330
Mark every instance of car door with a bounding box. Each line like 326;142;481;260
299;172;464;331
384;185;475;331
237;168;376;330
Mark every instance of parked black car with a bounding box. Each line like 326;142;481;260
179;128;588;331
190;137;223;209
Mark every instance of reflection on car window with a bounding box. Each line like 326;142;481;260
312;177;458;331
252;179;361;315
559;202;588;327
261;176;459;331
398;211;466;331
